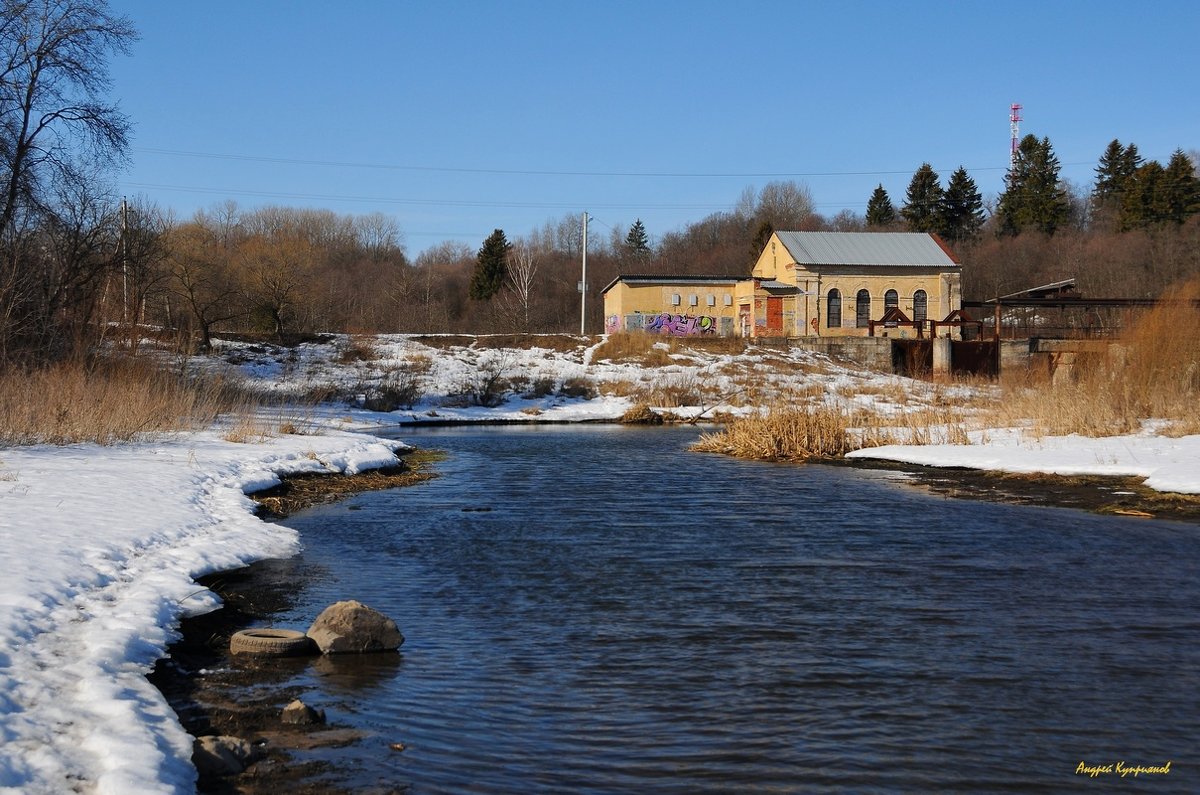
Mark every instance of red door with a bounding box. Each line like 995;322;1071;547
766;297;783;334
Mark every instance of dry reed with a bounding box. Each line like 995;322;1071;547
993;278;1200;437
691;406;859;461
0;357;259;446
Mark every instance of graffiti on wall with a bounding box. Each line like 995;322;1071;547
645;313;718;336
605;315;621;334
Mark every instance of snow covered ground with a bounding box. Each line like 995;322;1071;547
1;333;1197;794
0;430;405;794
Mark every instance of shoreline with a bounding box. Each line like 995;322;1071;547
151;450;441;795
151;444;1200;793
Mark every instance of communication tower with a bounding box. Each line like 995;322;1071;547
1009;103;1023;170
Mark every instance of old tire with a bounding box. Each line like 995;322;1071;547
229;628;315;657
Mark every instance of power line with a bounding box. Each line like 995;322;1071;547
134;145;1049;179
119;181;730;210
122;179;878;213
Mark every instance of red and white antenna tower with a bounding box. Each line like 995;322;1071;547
1009;103;1023;170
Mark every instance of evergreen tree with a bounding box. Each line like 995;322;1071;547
1092;139;1142;227
900;164;943;233
939;167;985;242
996;135;1070;235
1121;161;1168;229
865;184;896;227
469;228;511;300
1162;149;1200;224
624;218;650;254
749;219;774;265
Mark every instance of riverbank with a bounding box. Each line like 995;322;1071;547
150;454;445;795
0;429;409;794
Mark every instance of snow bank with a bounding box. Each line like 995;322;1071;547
0;431;407;795
846;427;1200;495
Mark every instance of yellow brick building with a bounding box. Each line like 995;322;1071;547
602;232;963;339
751;231;962;338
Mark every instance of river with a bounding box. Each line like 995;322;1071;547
262;424;1197;793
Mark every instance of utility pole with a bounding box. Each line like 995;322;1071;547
580;211;588;335
121;196;129;324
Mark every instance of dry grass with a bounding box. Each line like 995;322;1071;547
691;406;861;461
993;279;1200;437
475;334;586;353
619;403;664;425
592;332;680;366
0;357;259;446
337;335;378;363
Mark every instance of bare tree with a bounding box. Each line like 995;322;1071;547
504;240;539;331
167;221;245;352
354;211;405;261
236;232;315;338
0;0;135;359
115;197;172;352
0;0;136;236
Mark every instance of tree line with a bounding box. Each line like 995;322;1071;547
1;0;1197;365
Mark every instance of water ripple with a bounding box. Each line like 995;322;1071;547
275;426;1200;794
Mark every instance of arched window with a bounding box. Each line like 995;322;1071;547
856;290;871;328
827;289;841;329
885;289;898;312
913;289;928;322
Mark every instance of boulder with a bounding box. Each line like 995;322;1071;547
307;600;404;654
281;698;326;726
193;735;262;778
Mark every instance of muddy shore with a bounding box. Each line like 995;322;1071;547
150;452;1200;794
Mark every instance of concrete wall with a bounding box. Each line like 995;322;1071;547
782;336;894;371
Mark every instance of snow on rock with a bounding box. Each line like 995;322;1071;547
0;430;406;795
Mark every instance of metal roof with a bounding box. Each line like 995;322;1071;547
774;232;960;268
601;274;749;293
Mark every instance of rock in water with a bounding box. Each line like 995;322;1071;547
307;600;404;654
193;735;262;777
281;698;327;725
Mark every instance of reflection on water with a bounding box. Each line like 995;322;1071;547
271;425;1199;794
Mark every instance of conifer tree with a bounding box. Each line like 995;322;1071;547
900;164;943;233
624;218;650;254
939;167;985;242
1121;161;1168;229
750;220;774;264
469;228;511;300
865;184;896;228
1162;149;1200;224
1092;139;1142;228
996;135;1070;235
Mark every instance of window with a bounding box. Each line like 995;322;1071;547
885;289;898;312
706;294;716;306
671;294;680;306
856;290;871;328
689;294;698;306
913;289;928;322
827;289;841;328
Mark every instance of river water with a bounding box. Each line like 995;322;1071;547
266;425;1197;793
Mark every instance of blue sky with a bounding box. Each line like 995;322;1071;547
109;0;1199;255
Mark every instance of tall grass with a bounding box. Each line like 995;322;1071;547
994;278;1200;437
0;357;258;446
691;406;858;461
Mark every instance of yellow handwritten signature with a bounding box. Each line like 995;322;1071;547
1076;761;1172;778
